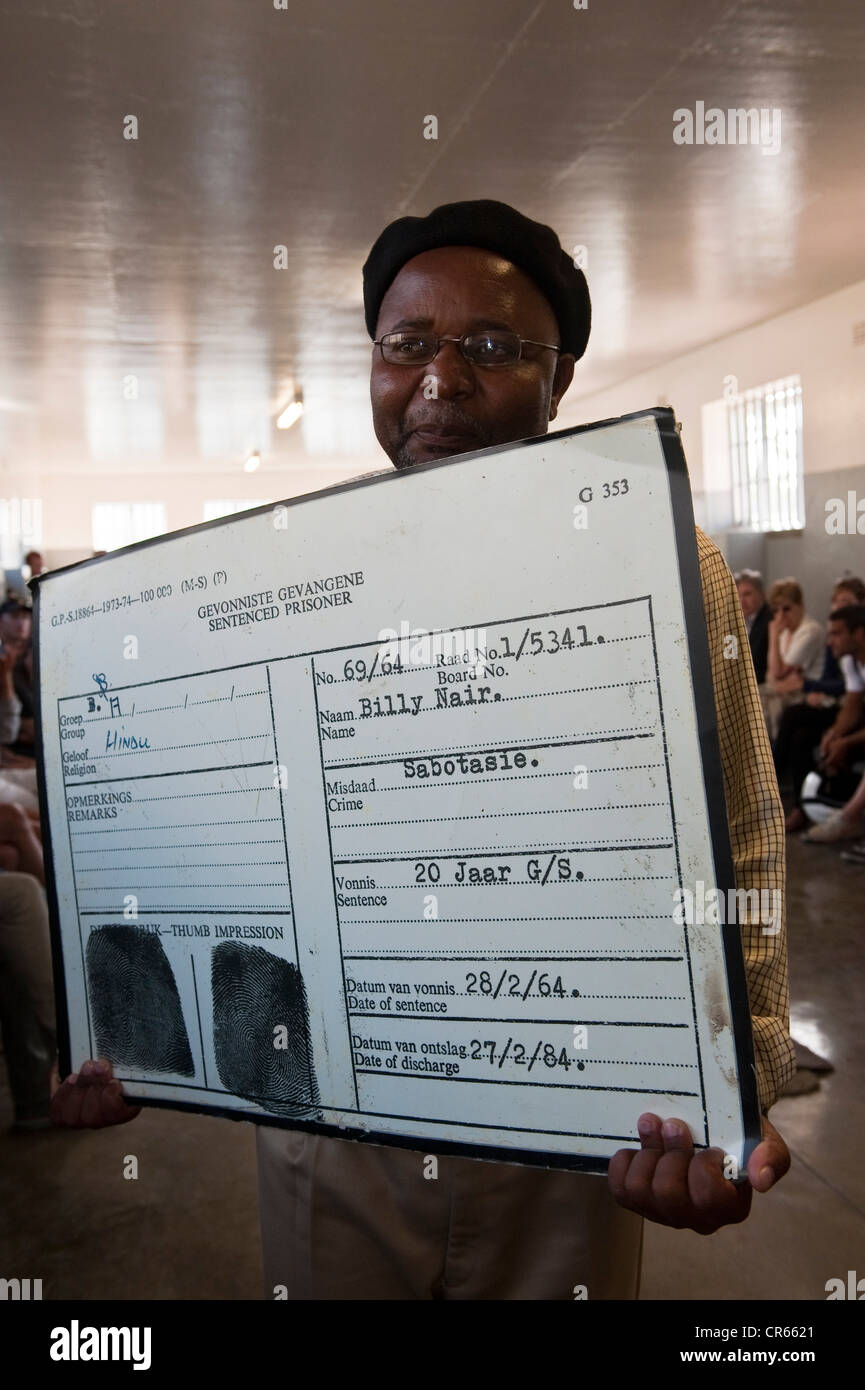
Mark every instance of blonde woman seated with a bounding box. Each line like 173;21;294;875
762;579;825;739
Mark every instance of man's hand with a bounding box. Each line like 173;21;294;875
821;735;852;775
818;728;842;770
774;671;803;695
608;1112;790;1234
51;1059;142;1128
820;725;841;755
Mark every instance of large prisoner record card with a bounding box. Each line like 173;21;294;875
35;408;761;1173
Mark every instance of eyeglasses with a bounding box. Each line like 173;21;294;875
374;330;561;367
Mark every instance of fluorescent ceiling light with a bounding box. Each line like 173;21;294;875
244;452;261;473
276;400;304;430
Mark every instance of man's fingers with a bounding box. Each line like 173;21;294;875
649;1148;695;1226
50;1078;79;1126
689;1149;751;1227
638;1119;695;1226
747;1116;791;1192
659;1117;695;1158
80;1058;113;1083
763;1117;792;1178
79;1082;104;1127
607;1114;666;1209
636;1112;665;1152
607;1146;637;1200
610;1116;789;1232
50;1059;134;1129
105;1082;142;1124
610;1118;701;1225
621;1146;663;1208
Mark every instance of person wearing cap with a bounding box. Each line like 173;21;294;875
53;200;794;1300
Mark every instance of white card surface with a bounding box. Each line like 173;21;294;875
35;409;760;1172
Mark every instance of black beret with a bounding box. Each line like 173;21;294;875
363;199;591;360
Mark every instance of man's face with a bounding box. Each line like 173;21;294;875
827;618;855;659
370;246;575;469
736;581;761;617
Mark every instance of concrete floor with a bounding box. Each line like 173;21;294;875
1;837;862;1301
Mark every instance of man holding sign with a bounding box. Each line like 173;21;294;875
53;200;794;1300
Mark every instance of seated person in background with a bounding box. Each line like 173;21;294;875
11;640;35;761
735;569;771;684
762;579;825;739
806;764;865;859
800;604;865;843
0;627;24;747
0;802;56;1130
23;551;44;579
774;578;862;831
0;600;35;763
828;575;865;606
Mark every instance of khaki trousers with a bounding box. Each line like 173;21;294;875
256;1126;643;1300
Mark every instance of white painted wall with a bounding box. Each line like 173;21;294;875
557;273;865;488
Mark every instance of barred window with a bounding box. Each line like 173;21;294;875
728;375;804;532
